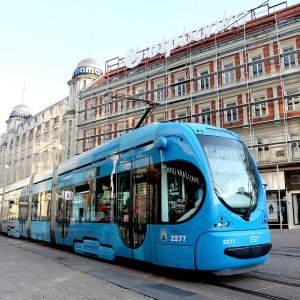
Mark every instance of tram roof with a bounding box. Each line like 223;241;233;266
57;123;240;176
33;168;54;184
4;177;31;193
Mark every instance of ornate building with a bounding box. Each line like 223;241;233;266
1;2;300;229
77;3;300;228
0;58;102;187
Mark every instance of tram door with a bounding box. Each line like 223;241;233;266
19;194;29;237
117;157;152;262
56;183;73;244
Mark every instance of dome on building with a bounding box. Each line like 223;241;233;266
72;58;103;79
76;58;101;69
9;104;32;119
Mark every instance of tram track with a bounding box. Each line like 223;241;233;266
248;273;300;288
205;274;300;300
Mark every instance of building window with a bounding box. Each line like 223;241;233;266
101;128;109;144
156;116;164;123
117;124;125;137
223;63;234;84
176;77;186;96
225;102;238;122
177;112;187;123
201;107;211;125
118;100;125;112
251;55;263;77
104;97;110;114
54;116;59;124
135;86;145;107
199;70;209;90
154;82;164;101
286;91;300;111
253;95;267;117
282;46;296;69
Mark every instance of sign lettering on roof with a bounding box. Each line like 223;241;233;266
123;10;251;69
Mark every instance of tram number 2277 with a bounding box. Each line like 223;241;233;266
171;235;187;242
222;239;236;245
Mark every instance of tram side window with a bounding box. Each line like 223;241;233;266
40;191;51;221
117;171;131;223
133;166;149;225
2;196;10;221
95;175;115;222
161;161;205;223
8;198;19;220
32;192;50;221
57;186;73;222
73;184;90;222
31;194;39;221
19;196;29;222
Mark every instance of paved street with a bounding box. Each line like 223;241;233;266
0;236;151;300
0;230;299;300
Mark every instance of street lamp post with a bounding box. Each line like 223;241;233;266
56;142;63;164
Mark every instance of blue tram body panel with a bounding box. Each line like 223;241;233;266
0;123;271;275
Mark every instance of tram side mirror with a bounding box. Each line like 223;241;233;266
154;137;168;150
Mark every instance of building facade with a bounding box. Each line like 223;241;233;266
78;3;300;229
1;3;300;229
0;58;102;187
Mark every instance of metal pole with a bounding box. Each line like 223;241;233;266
277;163;283;230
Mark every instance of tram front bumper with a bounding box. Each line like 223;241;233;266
195;229;271;272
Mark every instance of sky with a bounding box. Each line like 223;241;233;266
0;0;299;133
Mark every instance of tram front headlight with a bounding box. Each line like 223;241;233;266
214;217;231;228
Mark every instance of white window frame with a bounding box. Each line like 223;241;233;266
224;101;238;122
176;75;186;96
135;85;146;107
117;123;126;137
198;69;210;91
282;46;296;69
251;55;263;77
252;94;268;117
285;90;300;111
156;115;165;123
177;112;187;123
200;107;211;125
103;97;110;115
118;99;125;112
223;62;235;85
154;81;164;102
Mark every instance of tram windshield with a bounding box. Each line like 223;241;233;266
198;135;258;216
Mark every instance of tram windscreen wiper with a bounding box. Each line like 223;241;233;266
212;181;225;202
244;187;255;221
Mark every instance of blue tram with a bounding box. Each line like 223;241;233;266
0;123;271;275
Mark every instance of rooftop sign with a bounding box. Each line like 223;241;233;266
123;9;251;69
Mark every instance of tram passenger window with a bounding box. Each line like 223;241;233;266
133;167;148;225
95;175;115;222
73;184;89;222
161;161;205;223
19;196;29;222
31;194;39;221
57;186;73;222
9;198;19;220
40;191;51;221
117;171;131;223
